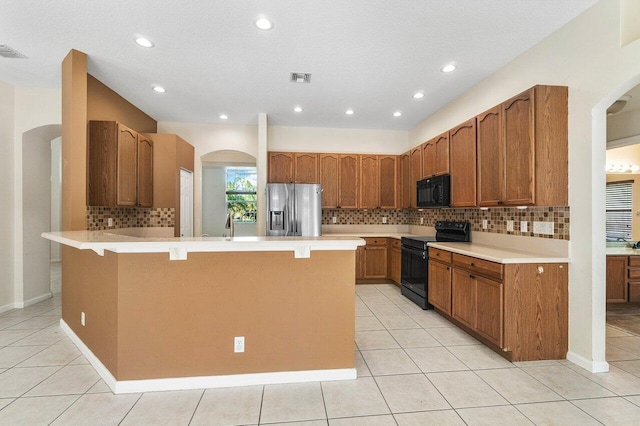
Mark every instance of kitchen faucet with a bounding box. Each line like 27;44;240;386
225;210;235;238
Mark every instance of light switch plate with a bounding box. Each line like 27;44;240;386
482;219;488;229
382;217;387;224
332;216;337;223
533;221;554;235
507;220;514;232
520;221;528;232
420;217;424;225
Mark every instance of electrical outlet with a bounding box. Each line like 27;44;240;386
107;218;114;227
382;216;387;224
507;220;514;232
520;221;528;233
332;216;337;224
420;217;424;225
533;221;554;235
234;336;245;353
482;219;488;229
81;312;86;326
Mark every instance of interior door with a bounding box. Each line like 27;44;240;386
180;168;193;237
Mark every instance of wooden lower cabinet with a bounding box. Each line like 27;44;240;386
389;239;401;285
355;246;365;280
606;256;628;303
363;238;387;279
428;259;452;314
430;248;567;361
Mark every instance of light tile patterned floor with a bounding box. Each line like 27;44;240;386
1;282;640;425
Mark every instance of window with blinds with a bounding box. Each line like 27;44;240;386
606;180;633;241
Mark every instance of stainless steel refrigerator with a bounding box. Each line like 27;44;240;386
266;183;322;236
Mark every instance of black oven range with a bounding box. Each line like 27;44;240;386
400;221;471;309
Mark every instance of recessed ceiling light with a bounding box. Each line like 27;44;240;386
393;111;402;117
413;92;425;99
152;86;165;93
441;63;456;73
345;109;354;115
219;114;229;120
135;37;154;48
255;17;273;30
293;106;303;113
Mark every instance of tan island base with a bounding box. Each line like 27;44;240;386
61;246;356;393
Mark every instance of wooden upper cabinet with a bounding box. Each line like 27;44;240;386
338;154;359;209
410;147;422;208
379;155;397;209
136;134;153;207
434;132;450;176
449;118;477;207
359;154;379;209
116;124;138;206
88;121;153;208
477;106;504;206
422;140;435;178
294;152;318;183
319;154;339;208
268;152;293;183
400;152;411;209
503;89;535;205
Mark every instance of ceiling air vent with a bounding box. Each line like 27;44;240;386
0;45;27;59
290;73;311;83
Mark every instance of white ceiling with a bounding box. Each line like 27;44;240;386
0;0;597;130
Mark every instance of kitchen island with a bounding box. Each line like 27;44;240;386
42;231;365;394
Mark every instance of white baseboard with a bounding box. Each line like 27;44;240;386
60;319;357;394
15;292;52;309
566;350;609;373
0;302;15;314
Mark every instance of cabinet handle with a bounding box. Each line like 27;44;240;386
469;274;475;279
470;262;475;266
497;201;504;205
446;267;450;270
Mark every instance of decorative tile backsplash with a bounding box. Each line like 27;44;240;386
322;206;570;240
87;207;175;231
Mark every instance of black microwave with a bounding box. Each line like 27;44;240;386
417;175;450;208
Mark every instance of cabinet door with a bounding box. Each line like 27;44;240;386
400;152;411;209
379;155;397;208
503;89;535;205
391;245;401;285
450;119;477;207
137;135;153;207
338;154;359;209
476;276;503;347
410;147;422;208
428;260;452;315
268;152;293;183
422;140;436;178
434;132;450;176
364;245;387;278
477;106;504;206
359;154;379;209
319;154;339;208
606;256;628;302
294;153;318;183
356;246;365;280
116;124;138;207
452;268;476;329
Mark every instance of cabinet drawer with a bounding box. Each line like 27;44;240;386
453;253;503;280
630;282;640;303
629;256;640;267
429;248;452;264
629;268;640;280
363;237;387;246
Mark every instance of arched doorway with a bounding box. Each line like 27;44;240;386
201;150;257;237
21;124;62;306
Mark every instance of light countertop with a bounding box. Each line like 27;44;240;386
428;242;570;264
606;247;640;256
42;231;364;260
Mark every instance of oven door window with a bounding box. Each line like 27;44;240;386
401;246;427;298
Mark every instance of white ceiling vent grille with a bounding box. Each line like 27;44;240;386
290;73;311;83
0;45;27;59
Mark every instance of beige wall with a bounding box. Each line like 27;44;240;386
408;0;640;371
0;81;15;312
608;107;640;142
